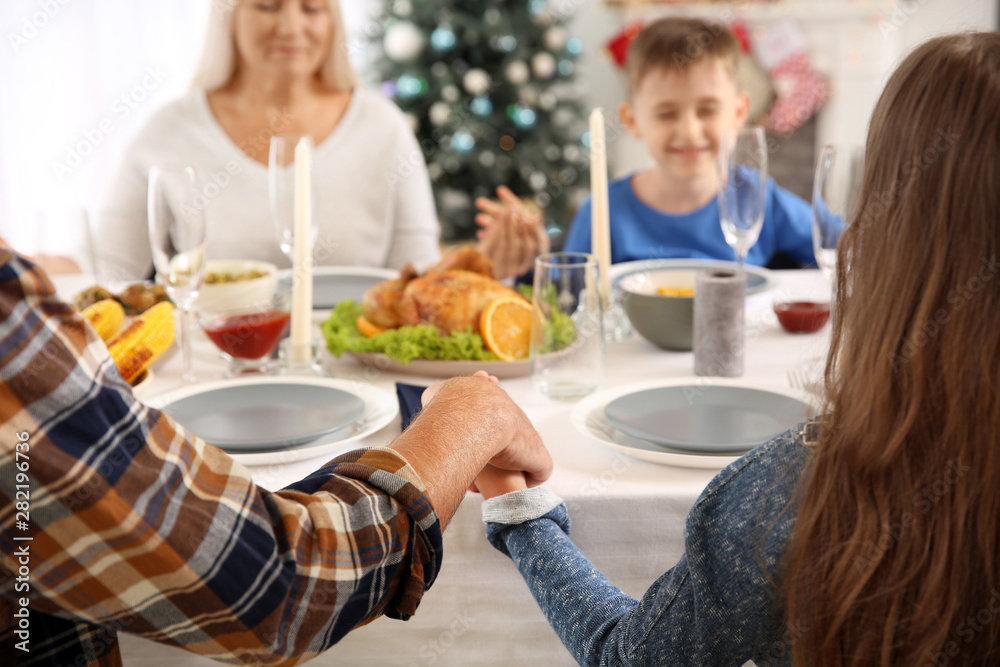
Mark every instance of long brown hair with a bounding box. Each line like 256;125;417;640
785;33;1000;665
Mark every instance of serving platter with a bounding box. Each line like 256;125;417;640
347;352;530;379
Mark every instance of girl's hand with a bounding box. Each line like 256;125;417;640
473;465;528;499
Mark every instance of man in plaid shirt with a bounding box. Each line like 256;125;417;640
0;247;552;666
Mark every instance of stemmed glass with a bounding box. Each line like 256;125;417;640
268;134;317;262
718;125;768;271
812;144;865;283
148;165;206;384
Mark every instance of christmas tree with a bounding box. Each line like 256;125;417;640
370;0;590;243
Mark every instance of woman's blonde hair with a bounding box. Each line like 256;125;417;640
190;0;357;92
786;32;1000;665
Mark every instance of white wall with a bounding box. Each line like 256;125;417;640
566;0;997;177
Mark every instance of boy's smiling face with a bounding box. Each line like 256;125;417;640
621;58;749;184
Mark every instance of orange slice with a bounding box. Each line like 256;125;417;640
356;315;386;338
479;296;533;361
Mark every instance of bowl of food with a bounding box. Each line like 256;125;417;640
195;259;279;313
619;269;696;351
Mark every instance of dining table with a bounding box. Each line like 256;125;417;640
51;268;832;667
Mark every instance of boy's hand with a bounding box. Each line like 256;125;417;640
474;465;528;499
475;185;550;280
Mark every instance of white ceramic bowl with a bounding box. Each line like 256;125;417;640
195;259;279;313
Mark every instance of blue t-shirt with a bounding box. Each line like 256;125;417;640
563;173;815;267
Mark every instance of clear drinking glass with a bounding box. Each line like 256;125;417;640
812;144;864;283
530;252;605;400
148;165;206;384
718;125;768;271
269;134;317;262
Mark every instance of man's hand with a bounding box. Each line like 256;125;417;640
474;465;528;499
398;371;551;525
475;185;550;280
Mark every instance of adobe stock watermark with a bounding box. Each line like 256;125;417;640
405;610;476;666
890;255;1000;370
853;459;970;575
51;65;169;182
878;0;927;37
7;0;73;54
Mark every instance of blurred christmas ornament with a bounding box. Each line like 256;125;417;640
431;26;457;52
396;74;426;99
428;163;444;180
544;27;568;51
380;80;398;98
563;145;582;162
441;84;460;102
384;22;425;62
484;7;501;24
532;52;557;79
552;107;575;127
451;131;475;154
519;87;539;106
528;0;548;14
404;113;419;133
499;135;516;151
544;145;561;161
606;22;643;68
443;157;462;174
429;102;451;127
507;104;537;130
492;35;518;53
463;68;492;95
479;151;497;168
530;172;548;191
558;60;574;76
566;37;583;58
430;61;449;78
470;96;493;116
392;0;412;17
539;91;557;110
505;61;530;85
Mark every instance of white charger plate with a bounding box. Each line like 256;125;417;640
148;376;398;466
278;266;398;309
571;378;817;469
609;259;777;295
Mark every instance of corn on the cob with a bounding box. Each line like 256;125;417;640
81;299;126;342
108;302;175;384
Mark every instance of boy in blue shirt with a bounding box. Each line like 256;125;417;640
476;18;814;274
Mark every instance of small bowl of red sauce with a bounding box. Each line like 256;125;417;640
198;292;290;376
773;300;831;334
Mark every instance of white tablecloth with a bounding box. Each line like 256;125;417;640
54;270;831;666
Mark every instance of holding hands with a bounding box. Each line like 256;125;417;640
475;186;550;280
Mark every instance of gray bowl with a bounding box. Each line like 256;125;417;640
619;269;696;351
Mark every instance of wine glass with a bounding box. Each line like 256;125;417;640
718;125;768;271
812;144;864;283
148;165;206;384
268;134;317;262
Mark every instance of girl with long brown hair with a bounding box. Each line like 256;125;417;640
473;31;1000;666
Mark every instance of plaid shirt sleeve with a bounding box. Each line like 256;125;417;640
0;250;443;666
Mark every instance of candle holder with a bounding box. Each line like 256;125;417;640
277;339;328;377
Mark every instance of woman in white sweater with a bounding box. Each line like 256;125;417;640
97;0;441;280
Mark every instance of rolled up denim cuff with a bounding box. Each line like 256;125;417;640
481;486;564;524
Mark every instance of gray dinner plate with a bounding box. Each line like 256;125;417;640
610;259;774;295
604;385;811;454
277;268;396;309
161;383;366;452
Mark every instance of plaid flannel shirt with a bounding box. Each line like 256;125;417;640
0;250;443;666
